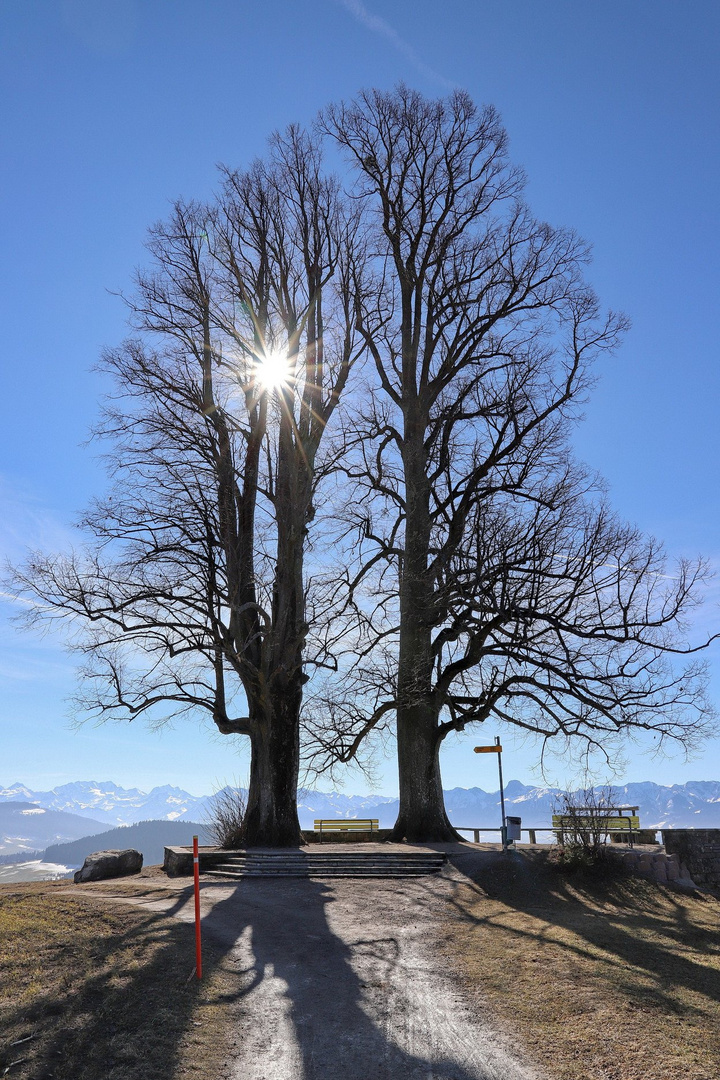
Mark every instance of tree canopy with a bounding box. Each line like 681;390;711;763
11;87;717;845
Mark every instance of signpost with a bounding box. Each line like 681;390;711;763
193;834;202;979
474;736;508;851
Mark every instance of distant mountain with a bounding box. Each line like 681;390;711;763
0;781;206;827
4;778;720;834
444;780;720;831
0;781;398;829
0;801;108;856
44;819;213;870
296;780;720;832
295;788;398;830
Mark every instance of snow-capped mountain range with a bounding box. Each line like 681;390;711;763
1;778;720;831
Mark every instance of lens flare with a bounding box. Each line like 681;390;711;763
257;349;290;391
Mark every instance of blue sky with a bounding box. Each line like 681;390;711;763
1;0;718;796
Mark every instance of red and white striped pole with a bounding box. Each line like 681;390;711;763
193;834;202;980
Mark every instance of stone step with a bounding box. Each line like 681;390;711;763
207;863;442;871
213;855;444;863
204;868;441;879
210;854;445;861
213;855;443;861
209;864;442;874
165;844;447;878
213;851;445;858
202;851;446;878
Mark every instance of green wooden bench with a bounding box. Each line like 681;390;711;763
314;818;379;841
552;807;640;847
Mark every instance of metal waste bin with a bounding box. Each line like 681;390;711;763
506;816;522;841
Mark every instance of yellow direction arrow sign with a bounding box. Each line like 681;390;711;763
474;745;502;754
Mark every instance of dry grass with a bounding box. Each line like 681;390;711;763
5;852;720;1080
0;877;236;1080
441;848;720;1080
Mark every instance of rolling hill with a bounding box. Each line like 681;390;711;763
43;819;213;869
0;802;107;856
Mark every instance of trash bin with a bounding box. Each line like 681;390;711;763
506;816;522;841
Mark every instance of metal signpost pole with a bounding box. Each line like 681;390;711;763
495;736;508;853
193;834;202;979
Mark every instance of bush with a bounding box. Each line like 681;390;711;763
551;786;616;874
549;841;613;875
205;785;247;849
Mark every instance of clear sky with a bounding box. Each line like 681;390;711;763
1;0;718;796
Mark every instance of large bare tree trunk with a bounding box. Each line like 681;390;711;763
244;683;303;847
390;423;462;842
390;704;458;842
239;382;311;848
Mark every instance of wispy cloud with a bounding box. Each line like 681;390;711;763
0;475;76;564
335;0;457;90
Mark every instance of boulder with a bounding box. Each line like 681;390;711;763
636;853;653;876
74;848;143;883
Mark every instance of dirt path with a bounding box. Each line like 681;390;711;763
89;855;543;1080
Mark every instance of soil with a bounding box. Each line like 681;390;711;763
80;844;543;1080
15;842;718;1079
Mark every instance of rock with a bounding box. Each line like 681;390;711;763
73;848;143;883
637;853;653;876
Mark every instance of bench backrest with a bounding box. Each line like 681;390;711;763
552;814;640;831
313;818;379;831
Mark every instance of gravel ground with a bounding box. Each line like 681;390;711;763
88;847;544;1080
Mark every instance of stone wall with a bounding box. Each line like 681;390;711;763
609;847;690;885
302;829;392;844
662;829;720;888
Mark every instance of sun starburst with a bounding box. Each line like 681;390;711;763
256;349;290;391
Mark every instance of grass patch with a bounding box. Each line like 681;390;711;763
0;880;235;1080
442;849;720;1080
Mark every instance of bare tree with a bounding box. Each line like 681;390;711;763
318;86;716;841
12;126;365;846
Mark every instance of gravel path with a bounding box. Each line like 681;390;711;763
108;852;543;1080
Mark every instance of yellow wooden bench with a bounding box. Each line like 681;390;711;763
552;810;640;846
314;818;379;840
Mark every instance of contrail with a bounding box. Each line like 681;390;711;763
334;0;457;90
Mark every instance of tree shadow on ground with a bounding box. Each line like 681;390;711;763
0;883;235;1080
201;874;517;1080
444;847;720;1019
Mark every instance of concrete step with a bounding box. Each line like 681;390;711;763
201;850;446;878
213;855;444;863
204;868;441;879
209;855;444;864
211;854;445;862
213;852;445;858
210;863;443;872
